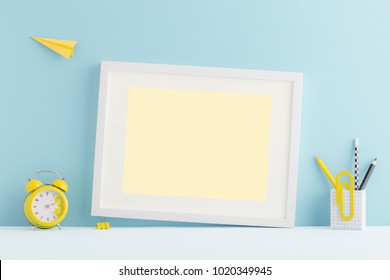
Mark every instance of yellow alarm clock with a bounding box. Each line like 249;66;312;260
24;170;69;230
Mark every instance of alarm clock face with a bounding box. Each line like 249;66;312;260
25;186;68;228
31;189;65;223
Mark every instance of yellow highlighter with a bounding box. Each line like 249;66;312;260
315;156;337;188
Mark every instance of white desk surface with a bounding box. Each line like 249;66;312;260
0;226;389;260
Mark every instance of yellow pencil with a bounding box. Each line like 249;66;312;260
315;156;337;188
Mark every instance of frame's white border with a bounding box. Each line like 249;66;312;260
92;61;303;227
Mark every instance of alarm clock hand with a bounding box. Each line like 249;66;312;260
47;196;55;206
45;196;57;210
48;205;58;216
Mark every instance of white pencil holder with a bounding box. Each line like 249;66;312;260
330;189;366;230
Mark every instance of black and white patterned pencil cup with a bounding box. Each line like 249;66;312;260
330;189;366;230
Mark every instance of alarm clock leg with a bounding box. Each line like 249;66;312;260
56;224;62;230
33;225;38;231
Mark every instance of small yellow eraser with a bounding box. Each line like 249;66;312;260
96;222;110;230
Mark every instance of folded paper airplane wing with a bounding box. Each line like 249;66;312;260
32;36;77;59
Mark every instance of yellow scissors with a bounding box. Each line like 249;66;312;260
335;171;354;221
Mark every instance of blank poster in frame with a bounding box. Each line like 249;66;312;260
92;61;303;227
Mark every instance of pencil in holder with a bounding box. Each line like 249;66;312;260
330;189;366;230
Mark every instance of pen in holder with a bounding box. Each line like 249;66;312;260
316;145;375;231
331;188;366;230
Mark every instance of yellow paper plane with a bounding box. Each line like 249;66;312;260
32;36;77;59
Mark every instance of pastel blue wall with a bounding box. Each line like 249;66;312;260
1;0;389;226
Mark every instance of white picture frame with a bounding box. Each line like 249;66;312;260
91;61;303;227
